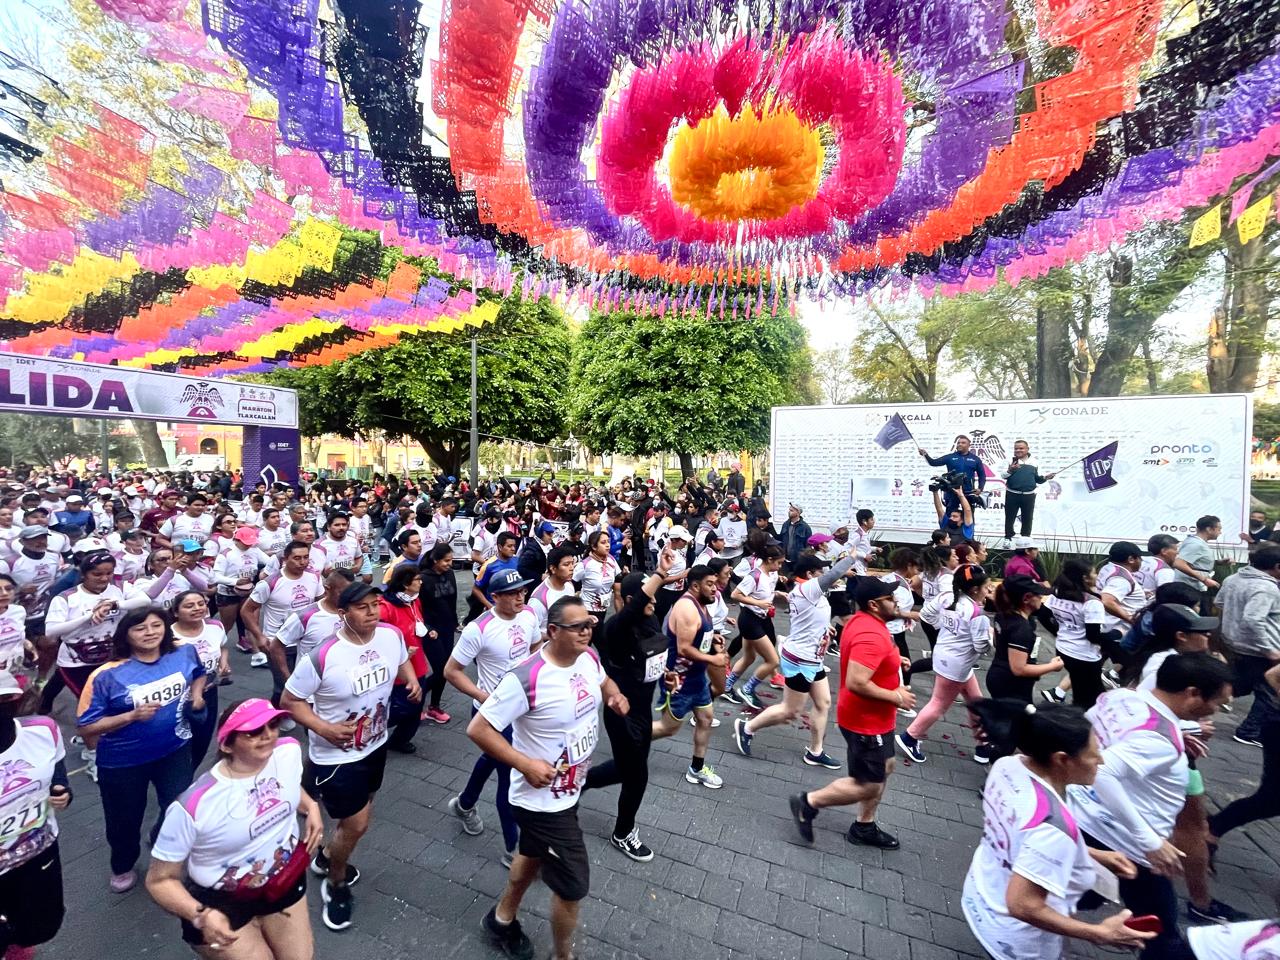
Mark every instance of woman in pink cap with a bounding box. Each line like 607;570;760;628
147;698;323;959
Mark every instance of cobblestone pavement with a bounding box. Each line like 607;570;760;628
42;578;1280;960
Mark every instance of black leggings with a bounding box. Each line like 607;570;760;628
585;692;653;839
908;621;939;678
1060;653;1105;711
0;841;63;949
1208;718;1280;839
422;631;455;710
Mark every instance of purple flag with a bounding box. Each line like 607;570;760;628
874;414;914;450
1083;441;1118;492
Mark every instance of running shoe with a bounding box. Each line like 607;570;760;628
109;870;136;893
685;764;724;789
448;796;485;835
733;717;753;757
738;686;764;711
321;880;354;931
501;847;516;869
896;705;918;718
803;750;841;769
1040;687;1067;705
387;740;417;754
1187;899;1250;924
236;638;253;654
85;751;98;783
973;744;996;765
1233;733;1264;748
249;651;269;668
310;848;361;885
422;706;451;724
482;906;535;960
688;713;720;728
788;793;816;843
895;732;926;764
846;822;900;850
610;829;655;863
1101;668;1121;690
719;686;744;704
769;673;784;689
1220;701;1234;713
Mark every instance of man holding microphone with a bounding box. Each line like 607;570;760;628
1003;440;1055;540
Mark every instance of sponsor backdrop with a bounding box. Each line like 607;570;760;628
0;353;299;428
770;395;1252;547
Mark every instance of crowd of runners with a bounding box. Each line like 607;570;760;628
0;457;1274;960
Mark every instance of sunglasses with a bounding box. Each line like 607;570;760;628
238;719;283;739
551;619;595;634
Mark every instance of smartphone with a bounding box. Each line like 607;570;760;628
1124;915;1163;935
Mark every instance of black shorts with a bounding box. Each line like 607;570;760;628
828;592;852;617
785;669;827;693
214;592;245;609
0;841;63;948
25;616;45;639
840;728;895;785
511;804;590;902
180;871;307;945
305;745;388;820
739;611;777;643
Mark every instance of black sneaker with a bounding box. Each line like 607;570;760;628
321;880;354;931
310;848;361;886
1040;687;1066;705
387;740;417;754
1188;899;1250;924
482;906;535;960
973;744;997;765
847;822;900;850
1233;733;1264;748
789;792;816;843
610;829;654;863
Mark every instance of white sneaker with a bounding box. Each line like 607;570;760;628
897;706;918;718
249;652;268;668
685;764;723;789
688;714;721;728
85;751;98;783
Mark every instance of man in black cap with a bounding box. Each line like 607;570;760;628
788;577;912;850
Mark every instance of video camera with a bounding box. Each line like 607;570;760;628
927;469;968;494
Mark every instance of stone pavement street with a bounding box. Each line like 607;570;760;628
41;580;1280;960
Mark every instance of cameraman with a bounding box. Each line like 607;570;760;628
933;484;974;541
1003;439;1055;539
917;436;984;516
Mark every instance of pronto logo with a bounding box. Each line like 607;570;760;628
1149;444;1212;454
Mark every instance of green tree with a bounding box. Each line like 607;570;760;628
267;297;570;476
568;309;812;477
0;415;137;468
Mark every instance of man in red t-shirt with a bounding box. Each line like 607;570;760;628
788;578;914;849
139;489;179;543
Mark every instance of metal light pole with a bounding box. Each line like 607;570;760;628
469;337;479;487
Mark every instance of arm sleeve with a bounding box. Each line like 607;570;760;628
817;555;857;591
1088;765;1163;853
451;623;483;668
276;613;304;647
150;802;198;864
476;671;530;732
74;668;111;726
211;552;238;587
924;453;947;467
44;597;95;639
1012;828;1080;899
283;652;321;699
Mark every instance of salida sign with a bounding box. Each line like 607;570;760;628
0;354;298;428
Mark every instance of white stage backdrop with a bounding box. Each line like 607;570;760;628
770;395;1252;548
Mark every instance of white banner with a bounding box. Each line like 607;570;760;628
770;395;1252;547
0;353;298;428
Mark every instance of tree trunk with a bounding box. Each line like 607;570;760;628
1035;300;1074;398
678;451;694;479
131;418;168;468
1208;237;1271;393
419;436;464;477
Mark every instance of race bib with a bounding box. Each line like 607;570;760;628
563;717;599;767
698;629;715;654
349;661;391;697
130;671;187;709
0;795;47;842
643;651;667;683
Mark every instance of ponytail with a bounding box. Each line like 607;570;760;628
954;543;974;566
948;564;989;611
968;698;1093;763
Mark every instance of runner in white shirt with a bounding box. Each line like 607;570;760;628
572;532;621;621
724;544;785;710
241;542;324;674
899;564;993;764
525;546;578;634
158;494;214;548
0;506;22;562
266;569;353;708
471;595;628;960
1097;543;1147;636
1044;561;1109;710
654;526;691;623
46;552;154;682
421;498;458;553
716;503;747;564
282;583;418;932
961;699;1150;960
169;591;229;764
1137;534;1179;593
880;550;923;679
0;576;28;678
348;501;374;583
0;693;72;953
848;510;880;576
126;543;211;612
110;530;148;585
263;522;326;578
201;515;238;564
734;553;855;766
1068;653;1233;959
444;569;541;861
235;493;265;528
254;509;291;561
318;512;363;576
470;512;503;575
148;700;323;955
10;525;62;635
694;530;724;568
211;527;269;646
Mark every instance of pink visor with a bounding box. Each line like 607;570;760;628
216;698;290;746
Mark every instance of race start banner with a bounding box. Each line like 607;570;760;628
0;353;298;428
770;395;1252;548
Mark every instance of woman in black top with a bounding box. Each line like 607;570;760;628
585;547;678;863
986;575;1064;704
417;543;459;724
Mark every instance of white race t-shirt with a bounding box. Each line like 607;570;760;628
160;513;214;545
113;550;147;585
318;535;361;572
48;584;126;669
284;626;408;764
1096;562;1147;633
930;594;992;682
477;646;607;812
782;577;833;665
470;525;499;574
452;608;541;707
10;552;61;618
348;515;372;555
250;572;323;638
525;580;577;632
0;606;26;676
276;603;342;657
1067;688;1187;866
212;545;269;596
963;756;1096;960
1135;555;1175;593
255;526;291;560
153;738;304;890
0;716;65;875
716;516;747;558
881;572;915;636
572;555;619;613
1188;921;1280;960
1043;595;1106;662
174;619;226;676
264;545;326;579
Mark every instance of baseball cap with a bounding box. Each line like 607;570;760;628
789;502;805;513
18;525;47;540
537;521;557;536
0;670;21;698
96;487;112;495
338;582;380;608
619;572;650;604
65;494;84;504
1012;536;1040;550
177;538;203;553
72;537;109;555
854;579;896;604
667;525;691;541
489;569;533;595
1001;575;1052;597
727;500;741;510
1107;541;1144;563
1152;603;1219;635
233;526;260;546
216;698;291;746
807;532;834;546
794;554;829;577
